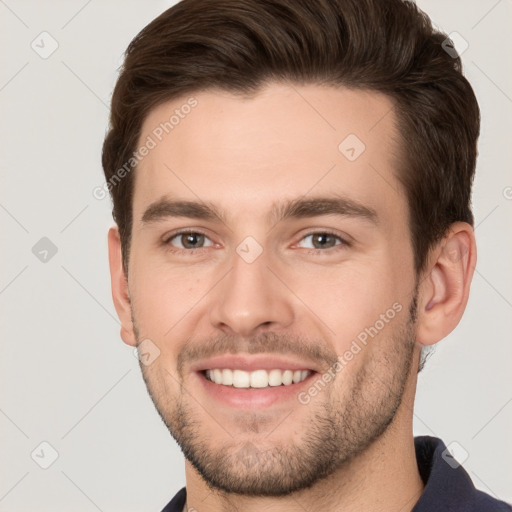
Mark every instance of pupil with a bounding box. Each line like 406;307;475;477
184;233;203;248
314;234;333;248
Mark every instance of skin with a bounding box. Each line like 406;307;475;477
108;83;476;512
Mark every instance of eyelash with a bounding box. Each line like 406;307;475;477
162;229;351;255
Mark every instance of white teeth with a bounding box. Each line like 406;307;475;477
282;370;293;385
222;368;233;385
250;369;268;388
213;369;223;384
233;369;250;388
205;368;311;388
268;369;283;386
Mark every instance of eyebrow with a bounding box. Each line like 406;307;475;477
140;196;378;227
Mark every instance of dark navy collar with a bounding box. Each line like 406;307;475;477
161;436;511;511
412;435;510;511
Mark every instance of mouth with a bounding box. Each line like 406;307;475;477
191;355;321;408
203;368;312;388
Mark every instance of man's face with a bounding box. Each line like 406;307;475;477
126;83;420;494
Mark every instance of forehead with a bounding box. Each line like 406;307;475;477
133;82;405;226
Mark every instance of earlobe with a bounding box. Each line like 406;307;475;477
416;223;476;346
107;226;137;347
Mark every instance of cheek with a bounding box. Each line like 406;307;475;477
129;254;209;340
287;263;398;346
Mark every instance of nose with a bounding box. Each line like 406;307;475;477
209;247;295;338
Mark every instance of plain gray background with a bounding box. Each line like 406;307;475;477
1;1;511;510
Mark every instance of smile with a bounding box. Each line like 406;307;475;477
204;368;312;388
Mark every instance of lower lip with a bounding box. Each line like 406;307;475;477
195;371;317;408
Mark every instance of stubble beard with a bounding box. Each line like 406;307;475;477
134;293;418;496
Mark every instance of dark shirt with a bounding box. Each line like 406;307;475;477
161;436;511;511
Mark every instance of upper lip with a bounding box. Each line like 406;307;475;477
191;354;321;373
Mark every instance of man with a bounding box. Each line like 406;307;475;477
102;0;511;510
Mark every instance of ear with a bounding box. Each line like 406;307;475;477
107;226;137;346
416;222;477;346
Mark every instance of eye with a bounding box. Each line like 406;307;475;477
164;231;214;250
296;231;348;251
162;230;349;254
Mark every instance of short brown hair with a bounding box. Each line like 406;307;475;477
102;0;480;277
